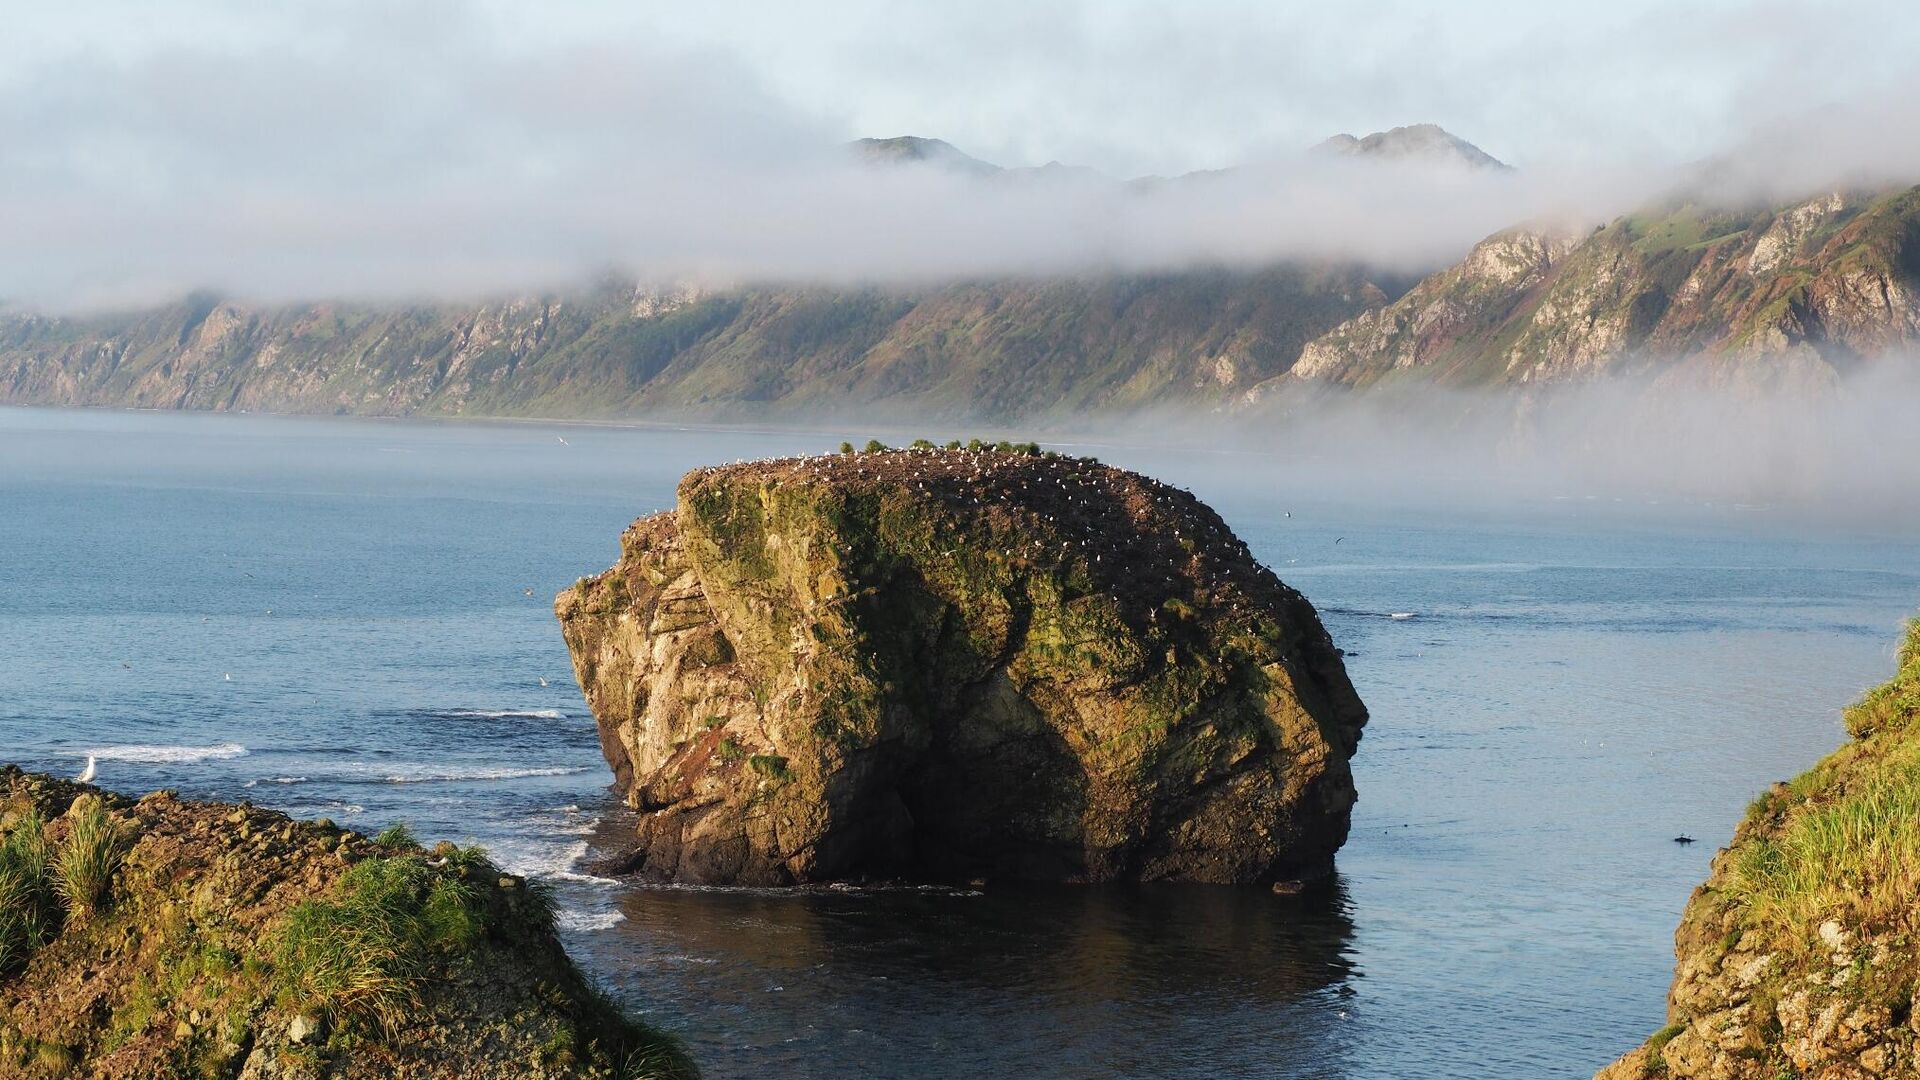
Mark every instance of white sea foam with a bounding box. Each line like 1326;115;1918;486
548;869;624;886
242;776;309;788
88;742;248;763
485;837;623;886
555;908;626;932
381;765;592;784
444;709;567;720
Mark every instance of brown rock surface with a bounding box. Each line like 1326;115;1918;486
557;445;1367;886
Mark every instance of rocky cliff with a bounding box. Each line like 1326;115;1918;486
0;768;692;1080
0;266;1389;424
1599;620;1920;1079
1249;185;1920;400
555;445;1367;886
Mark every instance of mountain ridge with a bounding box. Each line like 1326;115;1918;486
0;268;1395;423
1239;184;1920;408
4;162;1918;426
850;123;1509;181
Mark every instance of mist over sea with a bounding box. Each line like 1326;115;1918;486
4;405;1918;1077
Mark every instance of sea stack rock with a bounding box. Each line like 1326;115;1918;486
556;446;1367;886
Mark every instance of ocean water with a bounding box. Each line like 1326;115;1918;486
3;405;1918;1078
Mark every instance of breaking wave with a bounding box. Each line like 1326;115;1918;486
87;742;248;763
380;765;594;784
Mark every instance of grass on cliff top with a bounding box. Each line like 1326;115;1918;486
272;852;493;1030
53;794;129;923
272;845;694;1077
0;809;58;973
1728;620;1920;947
3;795;132;973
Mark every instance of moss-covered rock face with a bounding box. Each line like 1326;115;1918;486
1598;620;1920;1080
0;768;692;1080
556;447;1368;886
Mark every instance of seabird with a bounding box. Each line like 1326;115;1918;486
1673;835;1695;845
538;676;550;687
75;755;97;784
556;436;570;445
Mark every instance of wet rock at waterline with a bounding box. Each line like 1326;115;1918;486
557;445;1367;886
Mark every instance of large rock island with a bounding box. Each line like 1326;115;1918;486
556;444;1367;886
1600;620;1920;1078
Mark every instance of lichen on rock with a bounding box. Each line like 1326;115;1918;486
557;445;1367;887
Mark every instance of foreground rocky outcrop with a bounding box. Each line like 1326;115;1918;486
0;767;692;1080
556;444;1367;886
1600;621;1920;1079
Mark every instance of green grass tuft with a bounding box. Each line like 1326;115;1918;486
271;855;486;1032
54;794;129;922
1728;731;1920;947
1646;1021;1687;1071
0;809;60;972
1726;619;1920;950
373;822;417;848
747;754;791;781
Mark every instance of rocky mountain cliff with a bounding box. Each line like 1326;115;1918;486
0;267;1388;423
1599;620;1920;1078
1246;185;1920;401
556;445;1367;886
0;768;691;1080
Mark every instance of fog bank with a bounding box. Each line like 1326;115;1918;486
1066;359;1920;523
5;4;1919;311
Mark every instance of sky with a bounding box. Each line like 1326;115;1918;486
4;1;1919;308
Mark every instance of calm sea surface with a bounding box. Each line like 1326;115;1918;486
4;405;1917;1078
